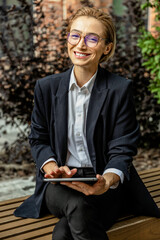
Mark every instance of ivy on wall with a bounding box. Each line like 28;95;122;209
138;0;160;104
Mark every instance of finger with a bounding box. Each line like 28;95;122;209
60;168;77;176
72;181;90;188
44;168;61;178
61;182;89;195
59;166;71;174
70;168;77;176
94;174;105;185
96;174;104;181
54;168;61;174
44;173;54;178
62;168;77;178
44;172;56;178
72;182;94;195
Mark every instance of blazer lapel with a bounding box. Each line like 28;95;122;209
86;66;109;169
54;68;72;165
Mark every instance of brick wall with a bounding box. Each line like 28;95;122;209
36;0;113;59
36;0;159;60
42;0;113;20
37;0;159;34
148;6;160;37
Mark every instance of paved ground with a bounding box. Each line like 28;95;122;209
0;119;160;202
0;119;19;151
0;119;34;201
0;176;35;201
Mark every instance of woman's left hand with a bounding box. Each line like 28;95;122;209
60;172;120;196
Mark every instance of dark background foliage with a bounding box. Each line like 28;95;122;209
106;0;160;147
0;0;160;163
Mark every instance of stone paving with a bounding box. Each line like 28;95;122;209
0;176;35;201
0;120;34;201
0;118;25;151
0;119;160;202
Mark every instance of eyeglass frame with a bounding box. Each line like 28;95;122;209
67;31;108;48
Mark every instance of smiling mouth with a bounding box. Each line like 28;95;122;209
74;51;90;57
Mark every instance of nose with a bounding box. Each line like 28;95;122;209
77;36;87;49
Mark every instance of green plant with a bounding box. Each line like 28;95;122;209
0;0;93;163
1;0;160;164
138;0;160;103
106;0;160;148
0;0;70;163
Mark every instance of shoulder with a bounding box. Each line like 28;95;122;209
99;66;132;90
97;67;134;104
35;68;72;94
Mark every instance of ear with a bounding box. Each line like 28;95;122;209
103;42;113;55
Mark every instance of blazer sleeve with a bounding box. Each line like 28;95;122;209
105;80;140;180
29;80;56;170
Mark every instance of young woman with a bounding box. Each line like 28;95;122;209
14;7;160;240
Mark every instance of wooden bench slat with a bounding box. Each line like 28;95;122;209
0;196;28;206
0;216;56;231
157;202;160;208
154;196;160;203
0;209;14;218
143;176;160;184
1;167;160;240
145;179;160;188
32;234;52;240
150;190;160;198
0;215;21;224
109;215;152;231
108;217;160;240
140;171;160;179
0;218;58;239
147;185;160;192
0;214;53;225
3;226;53;240
138;167;160;175
0;202;23;212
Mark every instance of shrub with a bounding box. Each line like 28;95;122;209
137;0;160;104
0;0;160;164
105;0;160;147
0;0;70;162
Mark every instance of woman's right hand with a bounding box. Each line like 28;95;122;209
43;161;77;179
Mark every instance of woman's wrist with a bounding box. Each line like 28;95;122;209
103;172;120;188
43;161;58;174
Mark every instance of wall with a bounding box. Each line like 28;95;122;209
148;6;160;37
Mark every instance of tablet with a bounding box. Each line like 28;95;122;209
43;177;97;183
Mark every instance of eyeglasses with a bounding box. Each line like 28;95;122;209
67;32;106;48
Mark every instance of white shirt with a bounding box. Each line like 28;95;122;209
41;68;124;187
66;68;96;167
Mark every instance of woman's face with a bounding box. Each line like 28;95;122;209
67;16;110;70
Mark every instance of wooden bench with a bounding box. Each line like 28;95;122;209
0;167;160;240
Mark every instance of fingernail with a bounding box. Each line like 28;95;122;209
68;171;71;175
60;182;66;185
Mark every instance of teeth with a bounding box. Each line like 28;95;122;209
75;52;88;57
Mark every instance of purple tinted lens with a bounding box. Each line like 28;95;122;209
85;34;98;47
68;32;80;45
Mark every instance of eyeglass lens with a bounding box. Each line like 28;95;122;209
67;32;99;47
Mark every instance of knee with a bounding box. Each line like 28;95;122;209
52;228;67;240
52;217;72;240
66;194;90;217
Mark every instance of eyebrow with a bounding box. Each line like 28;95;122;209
70;29;100;37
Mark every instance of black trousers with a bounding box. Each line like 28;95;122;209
45;168;125;240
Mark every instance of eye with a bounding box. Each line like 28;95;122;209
70;33;80;39
87;35;98;43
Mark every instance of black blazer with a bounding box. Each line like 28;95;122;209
14;66;160;219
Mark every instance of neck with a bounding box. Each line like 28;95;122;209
74;65;98;87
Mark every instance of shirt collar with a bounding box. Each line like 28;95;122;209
69;67;97;93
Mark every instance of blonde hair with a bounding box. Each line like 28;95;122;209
67;7;116;62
